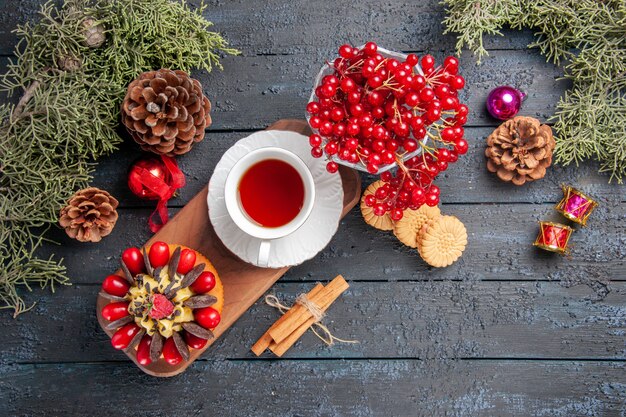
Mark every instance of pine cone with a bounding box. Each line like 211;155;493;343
59;187;119;242
121;69;212;156
485;116;555;185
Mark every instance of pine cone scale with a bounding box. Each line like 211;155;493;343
485;116;555;185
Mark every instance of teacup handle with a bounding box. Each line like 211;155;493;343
258;240;271;267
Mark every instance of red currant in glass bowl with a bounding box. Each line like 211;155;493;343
306;44;429;174
305;42;468;221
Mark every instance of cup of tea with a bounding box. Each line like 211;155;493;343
224;147;316;267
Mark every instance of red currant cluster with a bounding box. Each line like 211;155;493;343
306;42;468;221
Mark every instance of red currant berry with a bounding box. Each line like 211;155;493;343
386;139;400;152
326;161;339;173
347;123;360;136
341;77;356;92
323;75;339;86
347;91;361;104
372;106;385;119
324;141;339;155
362;65;375;78
455;138;469;155
403;139;418;153
309;116;322;129
374;187;388;199
345;137;359;150
330;107;345;122
443;56;459;74
363;195;376;208
413;126;427;140
421;54;435;69
437;148;451;162
373;203;386;216
442;96;460;110
393;122;410;138
386;58;400;71
426;106;441;121
455;114;468;126
441;127;455;143
435;84;453;98
372;125;386;140
319;120;333;135
306;101;321;114
339;44;353;58
412;188;426;204
309;134;322;147
350;103;364;116
358;113;373;127
319;83;336;98
311;146;323;158
412;75;426;90
390;208;404;221
367;163;379;174
367;91;384;107
319;98;333;108
410;117;424;131
333;123;346;137
368;75;383;88
368;153;382;165
425;193;439;207
451;75;465;90
406;53;419;66
405;91;420;107
419;88;435;103
363;41;378;56
381;150;395;164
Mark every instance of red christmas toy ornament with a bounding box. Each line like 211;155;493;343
533;221;573;255
128;155;185;232
555;185;598;226
486;86;526;120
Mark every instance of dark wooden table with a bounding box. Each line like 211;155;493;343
1;1;625;416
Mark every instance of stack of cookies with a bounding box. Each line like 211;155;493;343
360;181;468;267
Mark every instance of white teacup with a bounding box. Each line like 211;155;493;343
224;147;316;267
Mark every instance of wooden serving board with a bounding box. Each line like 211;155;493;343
96;119;361;377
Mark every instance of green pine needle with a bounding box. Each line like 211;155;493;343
0;0;238;317
441;0;626;182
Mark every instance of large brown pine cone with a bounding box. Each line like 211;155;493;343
485;116;555;185
59;187;119;242
121;69;212;156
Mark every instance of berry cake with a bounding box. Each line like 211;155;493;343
99;242;223;366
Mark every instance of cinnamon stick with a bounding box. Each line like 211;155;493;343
251;283;325;356
268;275;349;345
268;288;339;357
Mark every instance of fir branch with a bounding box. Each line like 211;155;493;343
441;0;626;182
0;0;238;316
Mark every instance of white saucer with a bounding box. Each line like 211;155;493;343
208;130;344;268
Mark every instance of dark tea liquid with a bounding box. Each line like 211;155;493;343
238;159;305;228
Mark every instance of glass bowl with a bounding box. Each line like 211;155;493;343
306;45;427;173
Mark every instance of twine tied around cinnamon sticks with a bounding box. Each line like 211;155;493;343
251;275;358;357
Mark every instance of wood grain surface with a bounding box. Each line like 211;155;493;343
0;0;624;415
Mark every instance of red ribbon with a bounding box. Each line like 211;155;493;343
134;155;186;233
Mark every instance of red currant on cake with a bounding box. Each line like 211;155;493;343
99;242;224;366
